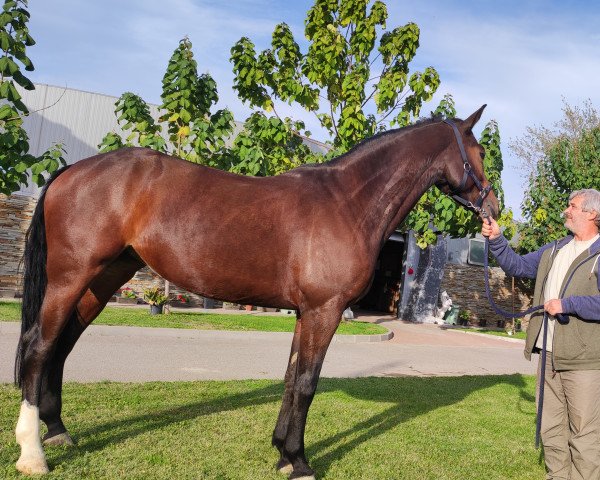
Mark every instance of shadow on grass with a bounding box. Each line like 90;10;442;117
48;374;534;476
50;381;285;465
310;375;533;476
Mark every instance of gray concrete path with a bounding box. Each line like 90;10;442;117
0;312;535;382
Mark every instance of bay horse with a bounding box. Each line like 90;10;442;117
14;106;498;478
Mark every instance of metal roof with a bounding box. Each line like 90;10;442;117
16;83;329;196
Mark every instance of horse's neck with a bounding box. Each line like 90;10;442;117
336;125;445;249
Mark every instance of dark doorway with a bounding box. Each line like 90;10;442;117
358;235;405;313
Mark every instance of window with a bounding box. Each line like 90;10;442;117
468;238;485;266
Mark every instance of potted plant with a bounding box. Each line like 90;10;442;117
117;287;137;305
143;287;169;314
458;309;471;326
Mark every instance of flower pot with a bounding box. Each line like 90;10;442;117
203;298;216;309
244;305;253;311
150;304;164;315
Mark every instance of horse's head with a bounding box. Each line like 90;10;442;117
437;105;499;220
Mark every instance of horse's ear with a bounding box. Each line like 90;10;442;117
462;104;487;132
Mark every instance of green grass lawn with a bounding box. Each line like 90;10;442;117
457;327;527;340
0;301;387;336
0;375;543;479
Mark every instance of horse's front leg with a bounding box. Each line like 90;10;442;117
272;317;302;475
282;305;343;480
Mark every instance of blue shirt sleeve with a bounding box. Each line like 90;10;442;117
561;296;600;321
487;235;550;279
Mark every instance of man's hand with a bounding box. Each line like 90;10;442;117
544;299;564;316
481;217;501;240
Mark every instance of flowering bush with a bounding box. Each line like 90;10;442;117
120;288;137;299
176;293;190;303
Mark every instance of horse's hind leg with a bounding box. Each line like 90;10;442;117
16;252;142;474
15;282;87;475
272;318;302;475
38;312;84;447
38;252;144;447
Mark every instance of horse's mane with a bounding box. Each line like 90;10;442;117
290;113;461;173
325;113;451;167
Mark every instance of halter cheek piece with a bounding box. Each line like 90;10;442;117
443;119;493;216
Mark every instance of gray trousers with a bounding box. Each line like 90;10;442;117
537;354;600;480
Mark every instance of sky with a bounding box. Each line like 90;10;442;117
25;0;600;219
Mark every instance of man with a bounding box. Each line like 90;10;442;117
482;189;600;480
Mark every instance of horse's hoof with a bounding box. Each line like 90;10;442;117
277;462;293;475
290;476;315;480
16;455;49;475
43;432;75;447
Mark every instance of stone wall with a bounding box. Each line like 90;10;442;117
441;263;532;329
0;194;37;295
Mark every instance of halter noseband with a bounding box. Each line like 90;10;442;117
443;119;492;215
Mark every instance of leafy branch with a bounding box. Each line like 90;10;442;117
0;0;65;196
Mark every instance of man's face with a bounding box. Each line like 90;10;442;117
563;195;596;234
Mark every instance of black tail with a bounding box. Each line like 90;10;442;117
15;166;71;387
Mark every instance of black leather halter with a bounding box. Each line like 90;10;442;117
443;119;492;215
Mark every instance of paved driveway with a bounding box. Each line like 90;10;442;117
0;313;535;382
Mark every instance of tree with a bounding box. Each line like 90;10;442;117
231;0;440;152
99;37;234;168
513;100;600;253
0;0;65;196
230;0;509;245
511;99;599;179
224;112;322;177
98;92;165;153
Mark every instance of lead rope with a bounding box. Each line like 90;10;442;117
535;313;548;449
482;221;559;449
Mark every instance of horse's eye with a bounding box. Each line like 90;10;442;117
480;151;485;160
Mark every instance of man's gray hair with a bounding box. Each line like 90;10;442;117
570;189;600;227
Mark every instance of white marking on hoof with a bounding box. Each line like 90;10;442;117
15;401;49;474
15;455;49;476
278;462;293;475
43;432;74;446
291;476;316;480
